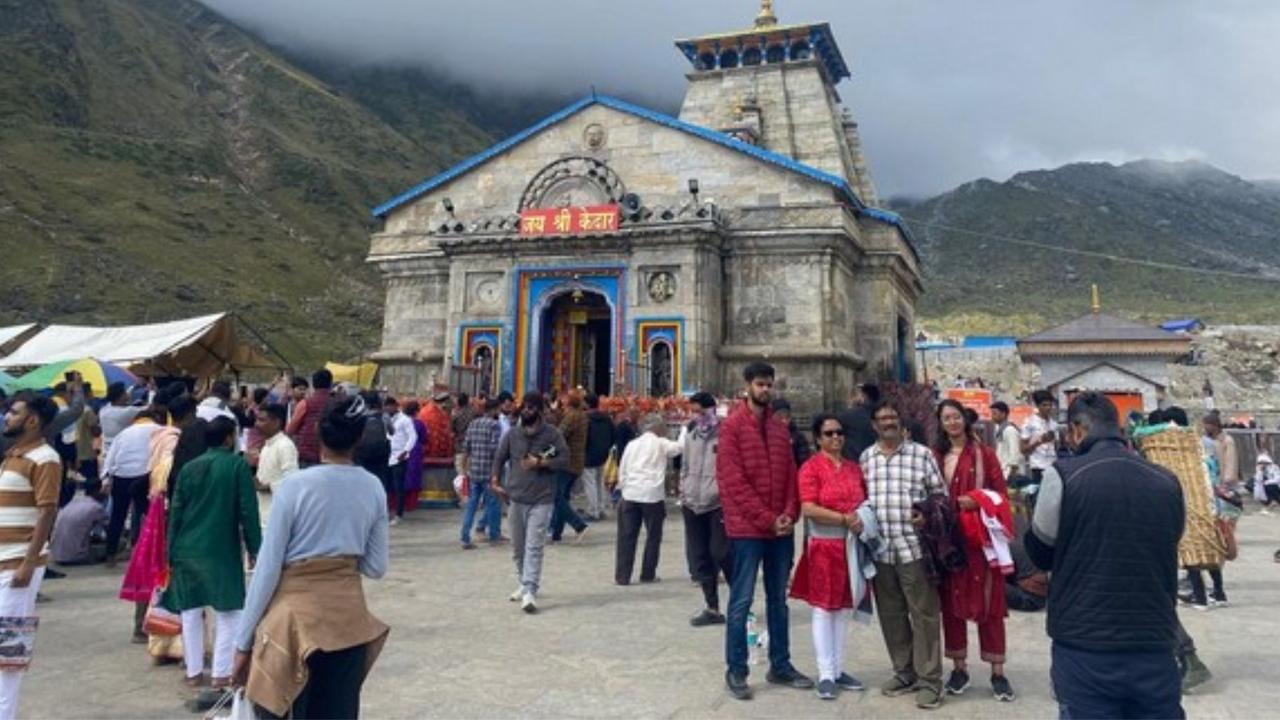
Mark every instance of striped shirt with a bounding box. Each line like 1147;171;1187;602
0;440;62;569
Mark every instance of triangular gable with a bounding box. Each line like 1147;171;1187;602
370;93;917;257
1050;361;1163;390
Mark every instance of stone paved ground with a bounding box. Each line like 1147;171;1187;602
19;503;1280;718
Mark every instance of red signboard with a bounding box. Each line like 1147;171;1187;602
945;388;993;421
519;205;620;236
1007;404;1037;429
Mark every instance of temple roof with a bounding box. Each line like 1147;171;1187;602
673;22;851;81
1021;314;1181;343
370;93;916;259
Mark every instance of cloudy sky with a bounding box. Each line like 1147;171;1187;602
202;0;1279;197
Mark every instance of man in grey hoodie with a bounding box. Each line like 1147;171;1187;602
491;392;569;613
679;391;732;626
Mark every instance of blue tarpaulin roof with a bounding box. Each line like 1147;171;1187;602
961;336;1018;348
1160;319;1203;333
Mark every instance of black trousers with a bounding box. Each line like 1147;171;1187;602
682;506;732;609
106;474;149;556
385;463;407;518
257;643;369;719
1186;567;1225;604
615;499;665;583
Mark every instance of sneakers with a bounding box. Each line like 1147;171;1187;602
1177;592;1209;611
945;668;971;695
388;516;401;527
461;542;477;550
835;672;864;691
881;673;918;697
573;526;590;545
916;686;944;710
766;665;815;689
816;679;837;700
725;670;752;701
992;674;1015;702
509;586;525;602
689;608;726;627
1182;653;1212;694
521;593;538;613
1210;592;1229;607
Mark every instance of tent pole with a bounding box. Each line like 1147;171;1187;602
233;312;293;373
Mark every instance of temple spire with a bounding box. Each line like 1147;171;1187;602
755;0;778;27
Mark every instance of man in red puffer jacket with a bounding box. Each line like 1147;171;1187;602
717;361;812;701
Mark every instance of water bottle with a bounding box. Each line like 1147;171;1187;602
746;612;759;665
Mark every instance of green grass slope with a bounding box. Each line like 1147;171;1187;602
892;160;1280;335
0;0;492;368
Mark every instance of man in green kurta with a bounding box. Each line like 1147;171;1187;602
166;416;261;688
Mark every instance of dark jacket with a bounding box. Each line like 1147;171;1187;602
615;421;637;459
494;419;569;505
715;401;798;539
584;411;616;468
787;421;812;468
913;494;966;586
837;405;877;461
1026;434;1184;653
559;408;589;476
355;413;392;483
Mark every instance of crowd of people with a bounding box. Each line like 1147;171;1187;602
0;354;1271;718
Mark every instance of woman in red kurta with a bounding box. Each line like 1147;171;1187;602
790;413;868;700
934;400;1015;702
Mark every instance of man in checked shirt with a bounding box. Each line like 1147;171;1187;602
859;399;948;710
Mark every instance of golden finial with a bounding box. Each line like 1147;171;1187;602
755;0;778;27
1090;284;1101;314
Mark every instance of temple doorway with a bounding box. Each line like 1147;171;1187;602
538;290;613;396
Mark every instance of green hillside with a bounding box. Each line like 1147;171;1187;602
892;160;1280;335
0;0;492;367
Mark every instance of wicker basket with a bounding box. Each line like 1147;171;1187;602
1139;427;1227;569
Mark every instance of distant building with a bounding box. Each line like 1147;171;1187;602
1017;289;1190;415
366;3;921;412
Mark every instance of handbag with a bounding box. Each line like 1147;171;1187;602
143;587;182;637
602;448;619;489
1217;518;1238;561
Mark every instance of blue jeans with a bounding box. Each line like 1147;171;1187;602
549;471;587;540
461;479;502;544
1053;642;1183;719
725;536;795;676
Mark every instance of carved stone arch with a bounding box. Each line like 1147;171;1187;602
518;156;628;211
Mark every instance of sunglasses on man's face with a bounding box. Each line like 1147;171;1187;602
821;429;846;438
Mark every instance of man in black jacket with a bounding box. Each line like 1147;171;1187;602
1025;392;1185;719
581;394;615;521
836;383;878;461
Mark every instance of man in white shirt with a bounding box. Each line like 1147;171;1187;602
101;408;161;563
385;396;418;525
98;382;144;458
254;403;298;527
990;402;1024;481
614;413;681;585
195;381;237;424
1020;390;1061;483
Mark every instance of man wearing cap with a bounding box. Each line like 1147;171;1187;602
491;392;568;613
1256;452;1280;512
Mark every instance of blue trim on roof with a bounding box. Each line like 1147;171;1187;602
371;96;596;218
370;93;918;260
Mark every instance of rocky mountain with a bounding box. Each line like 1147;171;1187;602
0;0;493;366
892;160;1280;335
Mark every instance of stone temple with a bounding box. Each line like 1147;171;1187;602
367;2;922;414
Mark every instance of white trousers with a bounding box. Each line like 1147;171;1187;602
811;607;850;682
581;466;605;518
0;566;45;720
181;608;241;680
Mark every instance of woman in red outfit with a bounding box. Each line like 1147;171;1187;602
790;413;868;700
933;400;1015;702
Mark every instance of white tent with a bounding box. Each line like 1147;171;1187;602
0;324;38;357
0;313;285;377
